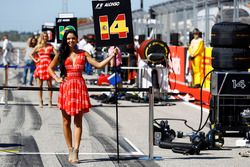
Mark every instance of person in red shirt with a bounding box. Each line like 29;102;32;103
48;30;116;164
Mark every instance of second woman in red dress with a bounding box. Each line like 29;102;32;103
30;32;58;107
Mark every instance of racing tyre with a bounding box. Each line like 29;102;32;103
211;22;250;48
212;47;250;70
138;40;169;61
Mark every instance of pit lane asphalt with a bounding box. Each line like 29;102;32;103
0;68;250;167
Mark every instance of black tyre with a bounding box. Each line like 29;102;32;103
212;47;250;70
211;22;250;48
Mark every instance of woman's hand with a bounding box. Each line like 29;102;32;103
54;77;63;83
113;47;118;56
86;48;117;69
34;58;40;63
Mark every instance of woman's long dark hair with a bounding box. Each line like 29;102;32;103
58;29;78;77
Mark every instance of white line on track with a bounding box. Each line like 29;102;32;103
123;137;144;155
182;101;209;113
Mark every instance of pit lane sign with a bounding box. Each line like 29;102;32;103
92;0;134;47
56;17;78;43
42;25;56;42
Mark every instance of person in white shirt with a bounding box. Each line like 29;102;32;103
78;36;95;75
2;35;13;66
134;35;140;50
78;37;87;50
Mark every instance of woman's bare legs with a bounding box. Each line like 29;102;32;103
73;112;83;149
37;78;43;107
61;110;73;162
72;112;84;163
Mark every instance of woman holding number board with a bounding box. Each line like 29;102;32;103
48;30;117;164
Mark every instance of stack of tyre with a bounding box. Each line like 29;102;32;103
210;22;250;130
211;22;250;71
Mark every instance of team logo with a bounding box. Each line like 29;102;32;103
95;3;103;9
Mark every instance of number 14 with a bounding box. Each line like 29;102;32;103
99;14;129;40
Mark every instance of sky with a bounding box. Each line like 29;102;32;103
0;0;166;32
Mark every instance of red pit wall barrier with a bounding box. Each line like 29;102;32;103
168;46;211;105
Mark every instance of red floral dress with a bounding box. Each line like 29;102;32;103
58;51;91;116
34;44;53;80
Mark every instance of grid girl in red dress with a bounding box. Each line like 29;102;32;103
30;32;58;107
48;30;116;164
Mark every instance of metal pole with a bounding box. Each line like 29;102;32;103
205;0;209;46
175;10;179;33
140;0;143;9
137;68;142;88
233;0;240;22
236;0;239;22
104;52;108;74
160;13;163;39
146;16;149;38
0;86;150;92
113;50;120;163
62;0;68;13
193;0;197;28
218;0;223;22
166;10;170;44
149;86;154;160
234;0;236;22
133;19;136;37
4;65;8;108
17;49;20;65
138;18;141;35
183;7;187;46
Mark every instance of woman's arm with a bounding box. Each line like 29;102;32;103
29;46;39;62
52;47;59;59
86;50;116;69
48;54;63;83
